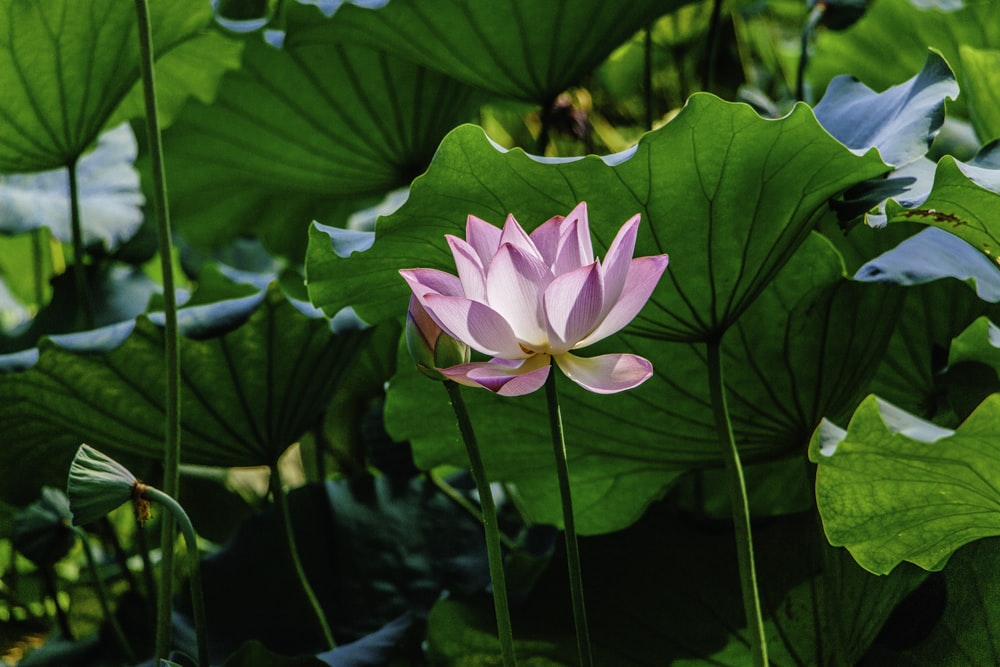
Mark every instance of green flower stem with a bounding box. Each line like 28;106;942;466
443;380;518;667
269;464;336;650
705;338;768;666
543;362;593;667
428;470;520;552
141;485;208;667
132;0;182;660
66;159;94;330
73;527;135;662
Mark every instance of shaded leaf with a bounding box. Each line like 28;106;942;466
427;510;922;665
161;6;484;257
867;279;1000;420
810;393;1000;574
0;285;369;504
863;538;1000;665
192;478;483;657
315;0;683;103
0;0;212;172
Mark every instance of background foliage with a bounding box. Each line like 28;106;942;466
3;0;1000;665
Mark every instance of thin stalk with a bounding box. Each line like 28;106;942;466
141;486;208;667
428;470;520;552
644;23;654;131
536;97;555;156
132;0;182;659
443;381;518;667
543;363;592;667
73;527;135;662
705;338;768;666
31;228;44;309
66;159;93;330
796;4;826;102
41;565;72;639
269;464;335;649
702;0;725;93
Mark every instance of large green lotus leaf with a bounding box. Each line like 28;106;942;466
807;0;1000;113
959;46;1000;144
810;393;1000;575
311;0;682;103
0;0;212;172
385;234;901;534
161;8;484;256
307;95;887;340
0;285;370;505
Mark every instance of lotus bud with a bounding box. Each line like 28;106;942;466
405;294;470;380
67;444;145;526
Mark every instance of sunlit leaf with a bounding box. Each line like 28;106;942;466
0;0;212;172
307;95;887;340
959;46;1000;144
810;393;1000;574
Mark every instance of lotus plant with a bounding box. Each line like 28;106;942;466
401;202;667;667
399;201;668;396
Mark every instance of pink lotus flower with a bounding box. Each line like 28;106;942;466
399;202;668;396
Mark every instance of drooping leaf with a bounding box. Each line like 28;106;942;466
810;393;1000;575
0;284;370;505
807;0;1000;115
386;235;902;534
0;0;212;172
883;145;1000;258
307;95;887;340
312;0;683;103
0;124;144;250
813;50;957;167
161;5;485;257
856;227;1000;301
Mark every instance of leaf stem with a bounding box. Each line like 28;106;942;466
30;228;44;310
543;362;592;667
705;338;768;666
702;0;725;93
269;464;336;650
141;486;208;667
443;380;518;666
132;0;182;659
66;159;93;330
74;527;135;662
41;564;72;639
